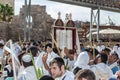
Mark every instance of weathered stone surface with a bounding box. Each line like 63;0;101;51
0;5;54;41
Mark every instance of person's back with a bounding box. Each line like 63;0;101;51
18;54;37;80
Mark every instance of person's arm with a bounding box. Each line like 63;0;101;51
42;54;50;72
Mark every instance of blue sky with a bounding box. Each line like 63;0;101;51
15;0;120;25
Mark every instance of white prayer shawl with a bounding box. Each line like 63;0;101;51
64;59;75;71
45;51;59;75
18;66;24;77
91;63;113;80
113;46;118;53
74;51;90;69
55;70;74;80
67;60;75;71
34;57;38;64
97;46;101;52
35;51;59;75
109;62;118;70
35;51;46;68
96;45;105;53
47;51;59;66
18;66;37;80
35;51;48;75
14;42;22;56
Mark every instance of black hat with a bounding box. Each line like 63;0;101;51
0;43;4;47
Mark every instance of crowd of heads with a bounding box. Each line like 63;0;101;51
0;39;120;80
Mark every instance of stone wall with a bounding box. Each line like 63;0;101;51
0;5;54;41
0;22;13;41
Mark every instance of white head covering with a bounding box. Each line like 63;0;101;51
22;54;32;62
113;46;118;53
74;51;90;69
91;63;113;80
112;46;120;58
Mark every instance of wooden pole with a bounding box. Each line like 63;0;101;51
50;33;62;57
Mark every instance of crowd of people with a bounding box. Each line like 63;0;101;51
0;39;120;80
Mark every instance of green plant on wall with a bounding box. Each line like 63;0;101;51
0;3;14;22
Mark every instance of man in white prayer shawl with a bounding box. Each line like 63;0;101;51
18;54;37;80
36;43;59;75
49;57;74;80
108;52;119;74
91;53;113;80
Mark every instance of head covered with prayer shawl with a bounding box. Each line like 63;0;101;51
74;51;90;69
